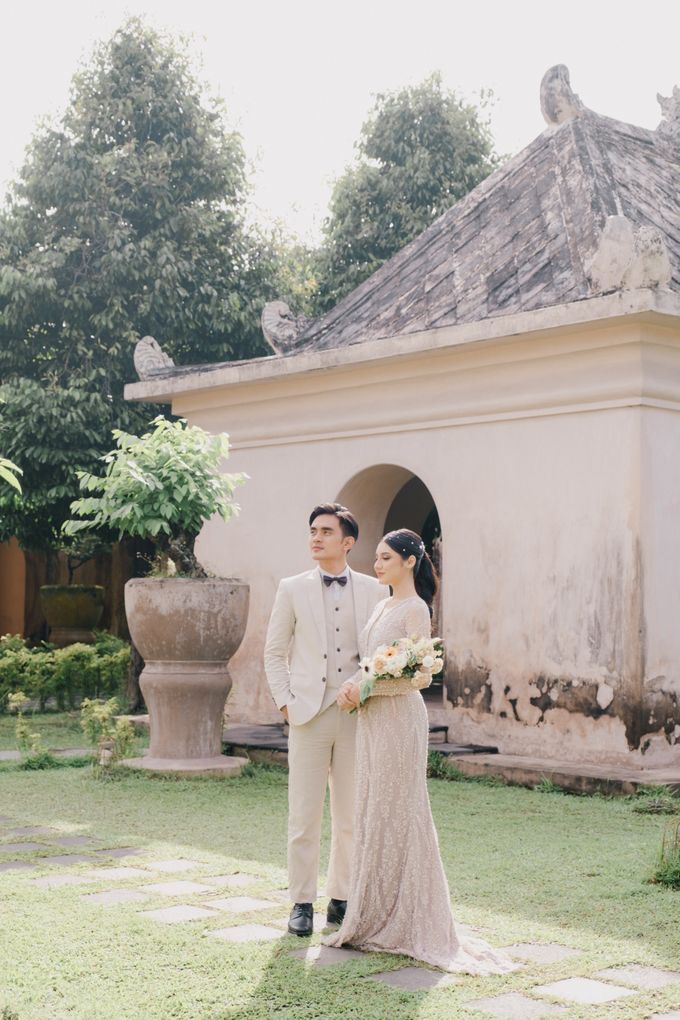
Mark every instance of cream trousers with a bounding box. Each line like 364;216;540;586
287;702;356;904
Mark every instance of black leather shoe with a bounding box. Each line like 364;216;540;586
288;902;313;936
326;898;347;926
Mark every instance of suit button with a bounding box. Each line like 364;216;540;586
322;676;326;683
338;668;342;673
323;653;327;659
336;628;340;632
337;648;340;652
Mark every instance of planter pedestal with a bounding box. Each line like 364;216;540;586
120;577;250;778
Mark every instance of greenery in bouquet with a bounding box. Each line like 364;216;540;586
63;416;246;579
358;636;444;705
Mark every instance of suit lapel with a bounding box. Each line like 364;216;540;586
305;570;327;649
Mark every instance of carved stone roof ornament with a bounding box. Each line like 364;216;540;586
261;301;311;355
540;64;586;125
133;336;175;380
586;216;672;294
657;86;680;143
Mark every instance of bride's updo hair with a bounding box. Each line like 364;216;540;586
383;528;439;614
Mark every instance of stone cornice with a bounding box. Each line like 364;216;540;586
125;289;680;406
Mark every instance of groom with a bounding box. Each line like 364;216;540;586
264;502;385;936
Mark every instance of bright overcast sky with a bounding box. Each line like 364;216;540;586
2;0;679;242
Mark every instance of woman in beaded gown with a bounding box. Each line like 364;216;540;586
323;529;515;975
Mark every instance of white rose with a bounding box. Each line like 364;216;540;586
421;655;435;669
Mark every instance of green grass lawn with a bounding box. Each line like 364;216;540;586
0;763;679;1020
0;711;149;752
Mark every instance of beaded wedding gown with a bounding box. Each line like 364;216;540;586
323;594;515;974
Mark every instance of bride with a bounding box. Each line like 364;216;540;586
323;528;515;975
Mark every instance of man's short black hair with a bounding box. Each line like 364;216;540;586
309;503;359;541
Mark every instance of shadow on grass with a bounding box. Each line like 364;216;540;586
4;764;680;969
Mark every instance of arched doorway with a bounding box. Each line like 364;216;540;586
336;465;442;699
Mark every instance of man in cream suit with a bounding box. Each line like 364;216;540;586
264;502;385;936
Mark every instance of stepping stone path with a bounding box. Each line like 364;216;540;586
594;964;680;989
467;992;567;1017
141;881;213;896
84;889;149;906
366;967;460;990
209;924;283;943
4;813;680;1018
504;943;580;965
289;945;363;967
140;904;219;924
534;977;636;1004
204;896;280;913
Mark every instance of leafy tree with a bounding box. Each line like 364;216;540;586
0;18;273;551
316;73;498;310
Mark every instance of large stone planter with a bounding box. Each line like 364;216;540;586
39;585;105;646
121;577;250;777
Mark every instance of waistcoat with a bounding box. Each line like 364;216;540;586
319;579;359;714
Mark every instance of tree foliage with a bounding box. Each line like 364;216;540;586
316;74;498;310
0;18;273;550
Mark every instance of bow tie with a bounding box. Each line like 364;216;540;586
323;575;348;587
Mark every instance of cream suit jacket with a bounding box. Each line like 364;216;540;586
264;568;386;726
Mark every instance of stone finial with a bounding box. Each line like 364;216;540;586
261;301;310;355
656;86;680;142
586;215;672;294
133;336;175;380
540;65;585;126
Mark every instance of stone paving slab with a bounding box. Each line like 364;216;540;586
40;854;93;866
51;836;93;847
8;826;55;836
208;924;284;943
0;861;37;872
141;880;213;896
534;977;636;1004
0;815;14;823
204;896;279;913
84;889;149;906
467;992;567;1017
503;943;581;965
271;912;329;933
32;874;97;889
90;847;145;860
289;945;364;967
594;964;680;989
146;859;196;873
140;904;219;924
204;874;260;889
650;1012;680;1019
84;866;149;880
366;966;460;990
0;842;47;853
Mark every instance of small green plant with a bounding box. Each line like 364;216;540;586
633;785;679;815
427;750;450;779
64;416;246;578
7;691;58;770
535;776;564;795
1;1004;20;1020
652;818;680;889
80;697;134;775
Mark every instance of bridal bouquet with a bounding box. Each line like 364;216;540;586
357;636;444;705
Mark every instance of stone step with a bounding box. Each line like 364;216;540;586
447;752;680;795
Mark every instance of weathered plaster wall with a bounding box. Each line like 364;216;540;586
638;403;680;763
147;308;680;766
